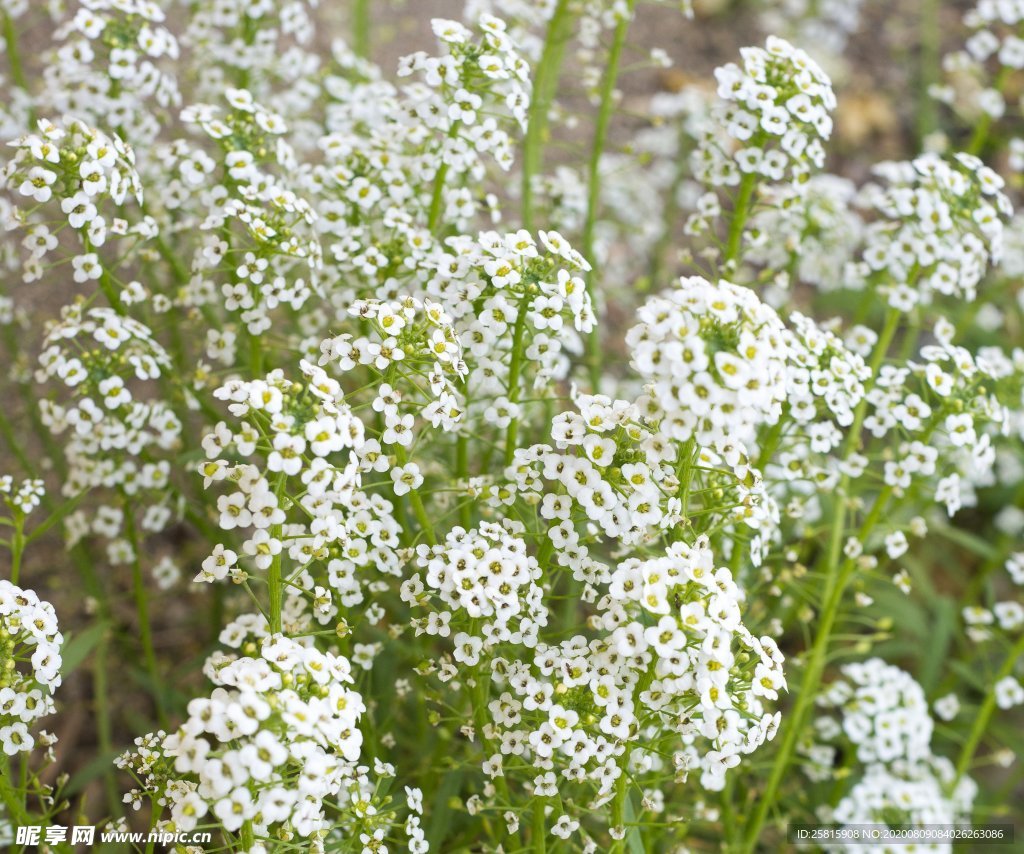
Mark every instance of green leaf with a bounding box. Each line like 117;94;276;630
62;750;123;797
426;769;464;850
25;491;89;545
920;598;956;694
931;523;999;560
60;621;108;677
623;788;645;854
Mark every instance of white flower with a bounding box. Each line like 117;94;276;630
391;463;423;496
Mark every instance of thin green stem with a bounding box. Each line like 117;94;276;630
532;796;547;853
394;444;436;546
9;515;24;585
740;309;900;852
724;172;757;266
240;820;256;849
352;0;370;59
2;12;34;125
93;629;121;817
955;630;1024;785
455;378;472;529
521;0;575;231
916;0;940;144
0;756;28;826
124;498;167;728
504;290;534;465
610;766;628;853
583;0;636;392
267;474;286;634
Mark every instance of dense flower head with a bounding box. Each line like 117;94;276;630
745;175;863;293
199;362;365;583
0;476;45;515
44;0;180;138
36;306;180;514
120;634;370;838
694;36;835;187
828;758;976;853
320;294;467;434
815;659;933;765
0;581;62;756
784;312;871;430
403;521;549;649
1;117;147;283
601;535;785;791
846;153;1012;305
628;275;789;448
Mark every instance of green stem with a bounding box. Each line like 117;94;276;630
610;769;628;853
352;0;370;59
916;0;940;144
240;820;255;849
9;515;23;585
455;379;472;529
724;172;757;266
124;498;167;728
740;309;900;853
504;290;534;465
2;12;34;124
954;630;1024;785
93;630;121;816
394;444;436;546
471;670;512;817
532;796;547;853
268;474;286;634
0;756;28;827
521;0;575;231
583;0;636;393
967;64;1010;156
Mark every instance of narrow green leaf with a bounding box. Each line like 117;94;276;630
60;622;108;677
623;788;645;854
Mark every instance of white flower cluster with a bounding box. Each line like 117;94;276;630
433;230;595;394
504;390;775;564
628;275;789;448
0;476;45;515
303;14;531;290
502;392;669;550
199;362;365;585
120;635;367;839
0;581;62;756
784;312;871;431
847;153;1012;306
403;521;548;652
933;0;1024;126
814;659;933;766
180;89;322;336
828;758;976;854
37;306;179;508
469;535;783;826
745;176;863;293
46;0;180;141
694;36;835;187
603;536;785;791
321;295;467;435
2;118;147;282
855;318;1008;514
810;661;976;852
